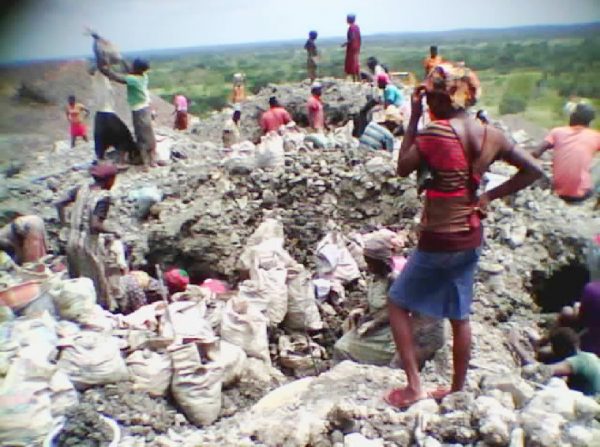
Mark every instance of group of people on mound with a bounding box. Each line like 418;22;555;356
7;17;598;411
331;59;599;406
66;55;159;168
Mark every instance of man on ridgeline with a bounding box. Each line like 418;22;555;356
533;103;599;203
342;14;361;82
307;82;325;132
100;58;157;169
384;63;542;408
423;45;442;77
304;31;319;83
259;96;292;134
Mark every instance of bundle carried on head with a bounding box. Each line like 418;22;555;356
423;62;481;109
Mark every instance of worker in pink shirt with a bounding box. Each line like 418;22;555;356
307;82;325;131
259;96;292;134
534;104;600;203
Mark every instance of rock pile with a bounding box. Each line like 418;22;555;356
0;78;598;446
184;361;600;447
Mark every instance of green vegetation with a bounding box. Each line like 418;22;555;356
147;25;600;130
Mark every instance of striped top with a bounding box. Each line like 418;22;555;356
359;122;394;152
416;119;482;251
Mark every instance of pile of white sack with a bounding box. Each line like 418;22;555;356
0;214;330;445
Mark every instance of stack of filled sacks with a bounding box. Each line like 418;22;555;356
237;215;323;332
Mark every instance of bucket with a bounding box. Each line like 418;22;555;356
43;415;121;447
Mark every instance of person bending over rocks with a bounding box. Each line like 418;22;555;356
385;62;542;408
514;327;600;396
56;163;125;310
526;281;600;359
0;214;48;265
334;229;444;367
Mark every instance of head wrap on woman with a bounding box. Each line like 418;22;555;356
89;163;118;181
423;62;481;109
164;268;190;294
363;229;404;262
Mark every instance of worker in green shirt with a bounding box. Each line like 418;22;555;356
548;327;600;396
100;58;157;168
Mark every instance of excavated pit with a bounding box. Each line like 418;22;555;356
531;262;591;313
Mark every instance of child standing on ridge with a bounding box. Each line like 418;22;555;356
66;95;90;148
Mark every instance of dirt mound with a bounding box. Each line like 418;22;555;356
0;60;173;151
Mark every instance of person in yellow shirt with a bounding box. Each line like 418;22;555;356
423;46;442;77
231;73;246;104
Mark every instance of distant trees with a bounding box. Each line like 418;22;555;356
498;74;537;114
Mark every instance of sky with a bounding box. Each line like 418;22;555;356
1;0;599;63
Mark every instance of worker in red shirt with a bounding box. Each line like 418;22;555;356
260;96;292;134
307;82;325;132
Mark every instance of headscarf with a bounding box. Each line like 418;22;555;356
347;14;356;23
164;268;189;294
89;163;117;181
423;62;481;109
362;229;404;262
376;73;390;85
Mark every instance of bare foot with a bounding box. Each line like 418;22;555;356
427;387;452;401
383;387;427;409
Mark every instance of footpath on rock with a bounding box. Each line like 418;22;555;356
0;76;599;447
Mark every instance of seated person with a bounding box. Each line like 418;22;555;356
533;104;599;203
358;106;403;152
334;229;444;367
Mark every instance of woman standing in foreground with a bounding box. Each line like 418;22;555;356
386;63;543;408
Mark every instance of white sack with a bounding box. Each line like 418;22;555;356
254;266;288;325
49;277;97;322
208;340;247;387
126;349;172;397
220;296;270;363
170;343;223;426
0;358;54;446
49;369;78;418
57;331;129;389
316;232;361;284
284;265;323;331
255;133;285;169
159;301;216;343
